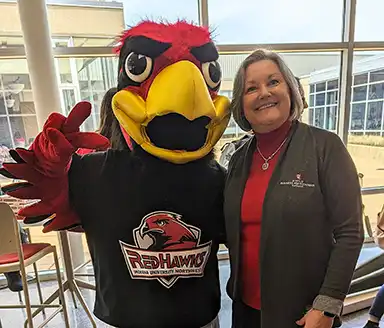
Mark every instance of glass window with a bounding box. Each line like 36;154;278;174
316;83;326;92
370;69;384;83
350;51;384;200
2;72;32;91
356;0;384;41
314;107;325;128
208;0;343;43
92;91;107;114
4;96;19;115
309;95;314;107
80;91;92;103
369;83;384;100
366;101;383;130
353;85;367;102
79;80;90;92
6;95;35;115
57;58;73;84
315;93;325;106
327;79;338;90
350;103;366;130
123;0;199;25
310;85;315;94
19;101;35;115
308;108;314;126
0;96;6;115
9;116;38;148
82;115;95;133
327;91;338;105
325;106;337;130
62;89;77;115
0;117;12;148
228;117;236;128
73;57;119;132
354;73;368;85
76;57;117;93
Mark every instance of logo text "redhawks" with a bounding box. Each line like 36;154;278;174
121;242;211;279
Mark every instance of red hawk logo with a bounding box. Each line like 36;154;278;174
120;211;212;288
139;212;198;251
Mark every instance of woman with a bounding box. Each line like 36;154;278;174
224;49;364;328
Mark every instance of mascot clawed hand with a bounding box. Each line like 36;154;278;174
0;20;230;328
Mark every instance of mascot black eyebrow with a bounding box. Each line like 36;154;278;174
0;21;230;328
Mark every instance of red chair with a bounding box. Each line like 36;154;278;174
0;203;69;328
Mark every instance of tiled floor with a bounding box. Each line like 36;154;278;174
0;260;381;327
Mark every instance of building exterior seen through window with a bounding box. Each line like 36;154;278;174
308;55;384;136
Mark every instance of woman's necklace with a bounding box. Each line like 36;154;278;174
256;137;288;171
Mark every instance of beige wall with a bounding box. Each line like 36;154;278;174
0;2;124;38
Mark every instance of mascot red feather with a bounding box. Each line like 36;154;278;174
0;20;230;328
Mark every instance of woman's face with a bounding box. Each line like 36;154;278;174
242;59;291;133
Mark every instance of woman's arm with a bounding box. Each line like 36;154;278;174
312;133;364;315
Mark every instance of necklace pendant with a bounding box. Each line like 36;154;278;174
262;162;269;170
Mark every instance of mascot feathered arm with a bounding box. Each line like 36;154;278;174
0;102;110;232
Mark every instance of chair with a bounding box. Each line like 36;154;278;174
0;195;47;305
0;203;69;328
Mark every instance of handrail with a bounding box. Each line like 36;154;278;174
361;186;384;195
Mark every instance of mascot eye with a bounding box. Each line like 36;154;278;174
202;61;222;90
125;52;153;83
156;219;168;227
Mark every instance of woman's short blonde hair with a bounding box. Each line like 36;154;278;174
230;49;304;132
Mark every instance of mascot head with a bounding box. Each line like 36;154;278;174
112;21;230;164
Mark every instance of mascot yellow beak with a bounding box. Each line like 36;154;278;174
112;60;230;164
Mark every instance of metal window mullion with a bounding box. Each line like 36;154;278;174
380;100;384;136
197;0;209;27
337;0;356;144
323;105;327;129
363;79;370;134
0;73;13;147
53;57;66;116
70;54;82;106
86;65;97;130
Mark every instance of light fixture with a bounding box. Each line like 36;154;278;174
8;83;25;94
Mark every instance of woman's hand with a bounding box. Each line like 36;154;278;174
296;309;333;328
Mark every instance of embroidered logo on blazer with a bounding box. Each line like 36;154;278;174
120;211;212;288
280;173;315;188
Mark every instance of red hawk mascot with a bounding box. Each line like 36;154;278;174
0;20;230;328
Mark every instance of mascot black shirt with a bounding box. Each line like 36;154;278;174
68;149;225;328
